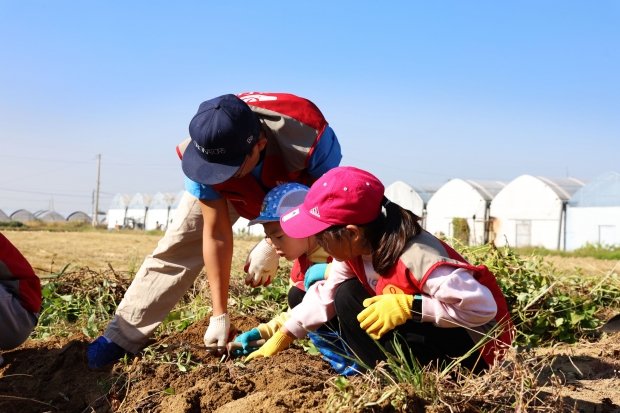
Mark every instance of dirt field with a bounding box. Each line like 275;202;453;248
2;315;619;412
1;230;620;412
1;230;261;275
4;230;618;278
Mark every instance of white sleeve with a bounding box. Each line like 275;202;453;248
283;259;356;338
420;266;497;328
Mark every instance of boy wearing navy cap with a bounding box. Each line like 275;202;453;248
88;92;342;368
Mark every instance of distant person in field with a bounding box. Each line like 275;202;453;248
231;182;359;375
244;167;514;373
0;233;42;366
88;93;342;368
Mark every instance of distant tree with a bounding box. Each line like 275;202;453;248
452;217;470;245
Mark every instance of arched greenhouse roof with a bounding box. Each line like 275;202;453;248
464;180;507;201
10;209;35;222
150;192;175;209
36;210;66;222
569;171;620;207
109;193;132;209
128;193;152;209
0;209;9;222
67;211;91;222
536;176;586;201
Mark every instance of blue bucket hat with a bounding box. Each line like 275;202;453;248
248;183;309;226
182;94;261;185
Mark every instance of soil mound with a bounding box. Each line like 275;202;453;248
2;315;619;412
0;315;335;413
0;333;111;413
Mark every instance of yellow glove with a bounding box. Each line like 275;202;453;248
256;311;292;339
357;294;413;339
245;330;294;362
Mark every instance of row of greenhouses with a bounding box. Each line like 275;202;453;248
105;171;619;250
387;171;619;250
0;209;91;223
105;191;265;236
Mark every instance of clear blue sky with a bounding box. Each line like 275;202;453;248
1;1;618;215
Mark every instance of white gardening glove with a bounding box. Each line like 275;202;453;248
244;238;279;287
203;313;230;349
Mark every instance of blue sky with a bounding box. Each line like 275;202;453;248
1;1;618;215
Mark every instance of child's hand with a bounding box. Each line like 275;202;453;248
303;263;330;291
245;331;294;362
244;239;279;287
232;328;262;356
357;294;414;339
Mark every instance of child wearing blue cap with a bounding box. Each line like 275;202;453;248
233;183;359;375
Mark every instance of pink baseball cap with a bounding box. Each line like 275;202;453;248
280;166;385;239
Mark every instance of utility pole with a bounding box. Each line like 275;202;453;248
92;154;101;226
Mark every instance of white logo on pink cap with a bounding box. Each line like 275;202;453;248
282;208;300;222
309;207;320;218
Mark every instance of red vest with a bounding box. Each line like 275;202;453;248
0;233;42;313
345;231;514;366
212;92;328;220
290;253;333;292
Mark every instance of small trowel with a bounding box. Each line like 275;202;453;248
168;339;266;353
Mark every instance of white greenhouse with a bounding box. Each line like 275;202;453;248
384;181;435;218
34;210;66;222
146;192;175;230
0;209;9;222
67;211;91;223
565;171;620;250
425;179;507;245
10;209;36;223
490;175;585;250
106;194;132;229
233;217;266;237
126;193;152;229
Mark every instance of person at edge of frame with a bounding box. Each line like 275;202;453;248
244;166;515;375
87;92;342;368
0;233;42;367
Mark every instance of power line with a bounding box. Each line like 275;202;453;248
0;153;179;168
0;154;93;164
0;187;113;198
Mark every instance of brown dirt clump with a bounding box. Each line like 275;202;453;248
536;335;620;413
0;333;113;413
119;315;333;413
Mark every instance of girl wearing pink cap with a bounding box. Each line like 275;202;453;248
246;167;513;373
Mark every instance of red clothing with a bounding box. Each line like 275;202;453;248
290;254;332;292
0;233;42;313
345;231;514;366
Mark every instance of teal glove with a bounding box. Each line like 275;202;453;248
304;263;329;291
233;328;262;356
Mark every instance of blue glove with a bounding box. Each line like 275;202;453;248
87;336;126;368
233;328;262;356
308;331;360;376
304;263;329;291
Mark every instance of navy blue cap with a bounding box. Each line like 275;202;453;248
182;94;261;185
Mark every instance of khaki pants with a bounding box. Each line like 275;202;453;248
105;191;239;353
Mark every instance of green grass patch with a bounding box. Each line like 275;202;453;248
514;242;620;261
456;241;620;347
